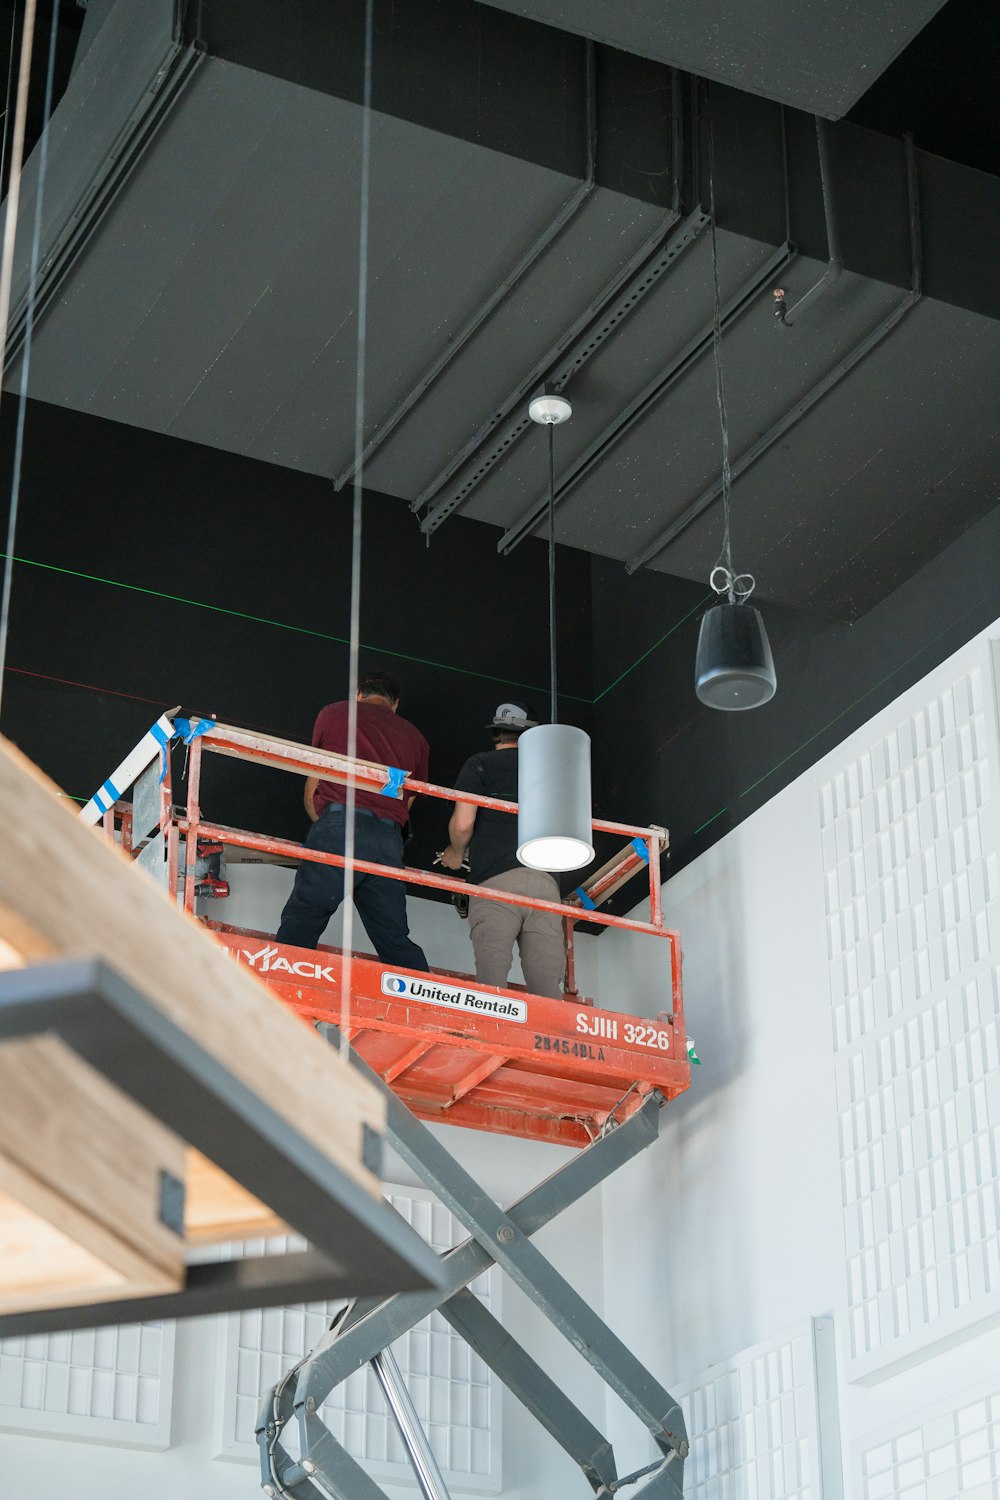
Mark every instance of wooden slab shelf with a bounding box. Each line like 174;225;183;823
0;735;430;1323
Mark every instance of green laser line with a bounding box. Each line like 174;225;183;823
691;806;728;836
0;552;589;703
738;588;998;801
0;553;710;707
592;593;713;703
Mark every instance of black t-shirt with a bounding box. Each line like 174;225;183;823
453;748;519;885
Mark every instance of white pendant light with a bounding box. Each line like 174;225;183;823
517;394;594;873
517;722;594;871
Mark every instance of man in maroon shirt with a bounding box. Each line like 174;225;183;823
275;671;430;969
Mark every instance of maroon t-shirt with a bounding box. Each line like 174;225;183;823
311;700;429;826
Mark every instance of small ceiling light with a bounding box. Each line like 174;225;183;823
695;97;776;713
518;393;595;873
527;392;572;426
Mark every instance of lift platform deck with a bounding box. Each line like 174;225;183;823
207;924;687;1147
90;712;689;1149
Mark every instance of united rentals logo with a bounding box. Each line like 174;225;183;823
241;945;339;983
381;972;527;1023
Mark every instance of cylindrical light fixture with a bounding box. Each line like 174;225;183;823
516;393;594;873
517;723;594;871
695;599;776;711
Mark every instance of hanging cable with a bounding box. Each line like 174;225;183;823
0;6;19;197
547;420;557;725
705;89;754;608
339;0;375;1056
0;0;60;720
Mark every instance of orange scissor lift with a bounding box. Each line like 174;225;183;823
93;713;692;1497
103;716;690;1148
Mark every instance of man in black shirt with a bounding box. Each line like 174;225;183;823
438;703;565;998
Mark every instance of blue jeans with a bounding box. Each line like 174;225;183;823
275;805;428;969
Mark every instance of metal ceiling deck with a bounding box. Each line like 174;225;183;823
7;0;999;627
473;0;951;118
19;58;599;478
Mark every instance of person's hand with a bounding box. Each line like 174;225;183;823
436;846;467;871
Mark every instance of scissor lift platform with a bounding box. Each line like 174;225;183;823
210;924;688;1148
87;712;692;1495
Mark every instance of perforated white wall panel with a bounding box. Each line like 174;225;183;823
820;644;1000;1380
213;1188;501;1492
856;1377;1000;1498
665;1319;841;1500
0;1322;174;1448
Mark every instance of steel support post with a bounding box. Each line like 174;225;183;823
310;1031;687;1464
371;1347;452;1500
440;1288;618;1495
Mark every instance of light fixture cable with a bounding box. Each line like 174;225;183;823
0;5;19;194
339;0;375;1056
547;419;557;725
706;91;754;608
0;0;60;720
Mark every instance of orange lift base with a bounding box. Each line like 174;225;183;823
211;925;690;1149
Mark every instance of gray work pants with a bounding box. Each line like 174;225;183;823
467;868;565;999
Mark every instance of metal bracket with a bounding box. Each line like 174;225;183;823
361;1122;383;1177
157;1168;186;1236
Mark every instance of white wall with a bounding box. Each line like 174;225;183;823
597;623;1000;1498
13;625;1000;1500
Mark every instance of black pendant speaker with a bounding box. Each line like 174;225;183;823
695;601;777;711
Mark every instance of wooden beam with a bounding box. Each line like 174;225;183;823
0;1187;166;1313
184;1151;286;1243
0;1034;187;1306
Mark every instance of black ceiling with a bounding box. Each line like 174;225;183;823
847;0;1000;178
472;0;950;118
2;0;998;627
0;0;998;919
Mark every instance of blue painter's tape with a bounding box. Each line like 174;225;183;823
149;721;171;747
174;716;215;746
102;778;120;804
631;837;650;863
574;886;597;911
92;788;110;815
380;765;407;798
